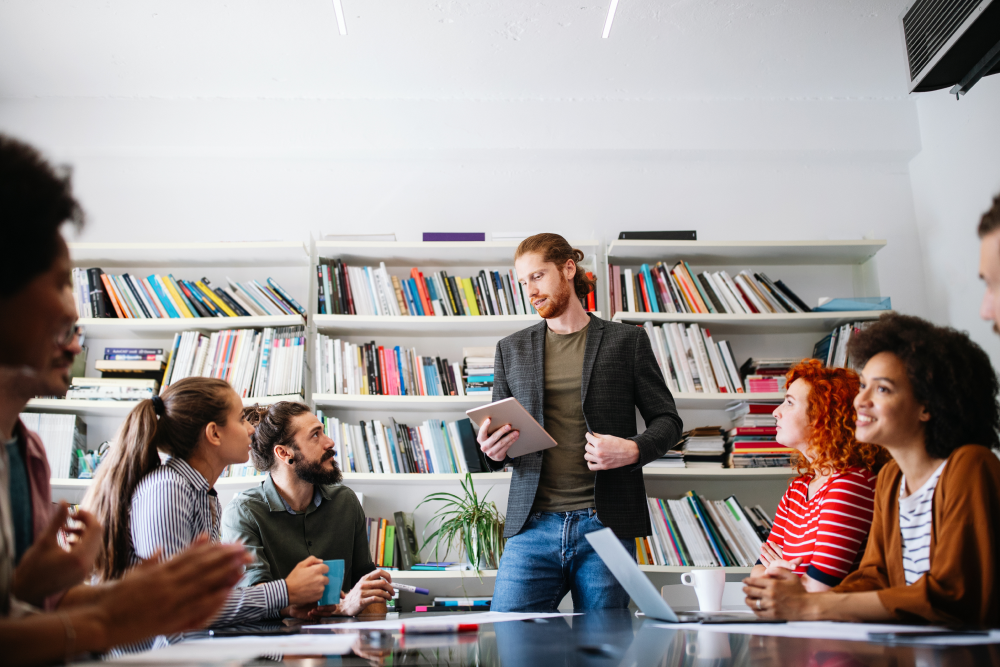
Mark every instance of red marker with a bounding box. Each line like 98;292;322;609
401;623;479;635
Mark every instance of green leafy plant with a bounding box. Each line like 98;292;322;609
417;473;505;573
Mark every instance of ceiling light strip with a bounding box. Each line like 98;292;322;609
332;0;348;36
602;0;619;38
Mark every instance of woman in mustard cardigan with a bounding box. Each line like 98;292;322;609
743;313;1000;628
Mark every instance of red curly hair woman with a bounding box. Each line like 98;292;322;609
749;359;889;592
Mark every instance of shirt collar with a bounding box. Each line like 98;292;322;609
164;456;213;495
262;474;323;514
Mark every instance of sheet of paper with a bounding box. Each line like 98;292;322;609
107;633;359;662
651;621;1000;645
303;611;577;631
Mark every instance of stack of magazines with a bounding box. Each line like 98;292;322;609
678;427;726;468
726;402;790;468
463;347;495;394
640;493;773;567
739;357;801;393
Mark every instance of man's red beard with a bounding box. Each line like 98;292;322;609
533;278;573;319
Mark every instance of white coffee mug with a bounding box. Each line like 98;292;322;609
680;569;726;612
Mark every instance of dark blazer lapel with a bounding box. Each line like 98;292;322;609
580;313;605;406
529;320;546;425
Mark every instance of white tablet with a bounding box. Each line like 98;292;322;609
465;397;558;458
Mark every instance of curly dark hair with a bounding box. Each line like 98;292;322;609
243;401;312;471
847;313;1000;457
0;134;85;297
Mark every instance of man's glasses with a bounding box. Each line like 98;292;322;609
56;323;81;347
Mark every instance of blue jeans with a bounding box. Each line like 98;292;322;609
492;509;636;612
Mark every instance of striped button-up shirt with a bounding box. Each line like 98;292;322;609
129;457;288;625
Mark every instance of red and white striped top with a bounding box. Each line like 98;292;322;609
763;467;877;587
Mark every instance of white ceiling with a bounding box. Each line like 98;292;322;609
0;0;914;101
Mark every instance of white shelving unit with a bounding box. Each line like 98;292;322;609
34;237;884;602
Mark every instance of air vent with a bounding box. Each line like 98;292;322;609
901;0;1000;94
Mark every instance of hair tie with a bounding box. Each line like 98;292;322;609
151;395;165;416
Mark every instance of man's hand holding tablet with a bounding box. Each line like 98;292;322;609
477;417;520;461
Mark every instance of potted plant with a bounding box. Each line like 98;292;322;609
417;472;505;572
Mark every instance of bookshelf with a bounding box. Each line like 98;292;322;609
33;237;885;608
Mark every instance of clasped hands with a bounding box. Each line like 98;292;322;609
282;561;394;620
477;417;639;470
743;542;811;620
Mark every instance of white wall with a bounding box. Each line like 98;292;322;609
909;75;1000;365
0;97;929;318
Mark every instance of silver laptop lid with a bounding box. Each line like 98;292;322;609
585;528;679;622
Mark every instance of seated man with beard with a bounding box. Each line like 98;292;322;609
222;402;393;619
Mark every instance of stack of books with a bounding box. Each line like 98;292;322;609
726;403;790;468
643;322;742;394
410;562;474;571
415;597;492;612
739;357;800;393
162;326;305;397
813;320;876;370
640;493;773;567
320;415;486;475
315;260;544;317
609;262;811;317
95;347;166;383
72;269;304;319
462;346;495;394
314;335;465;397
19;412;86;478
678;427;727;468
66;377;157;401
645;450;685;469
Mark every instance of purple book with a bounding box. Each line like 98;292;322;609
422;233;486;242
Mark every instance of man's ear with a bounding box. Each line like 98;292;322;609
274;444;295;465
563;258;577;280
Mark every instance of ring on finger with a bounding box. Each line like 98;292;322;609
756;598;762;610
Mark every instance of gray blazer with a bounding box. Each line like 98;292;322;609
487;313;683;539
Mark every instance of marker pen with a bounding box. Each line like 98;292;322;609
401;623;479;635
390;582;430;595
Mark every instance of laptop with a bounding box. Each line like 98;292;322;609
585;528;782;624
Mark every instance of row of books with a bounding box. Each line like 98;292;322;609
813;320;874;370
316;260;547;317
609;262;811;317
643;322;743;395
19;412;86;479
639;493;773;568
162;326;305;397
72;268;304;319
314;335;466;397
320;415;486;475
368;511;422;571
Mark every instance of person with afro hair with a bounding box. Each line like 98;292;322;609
744;313;1000;627
749;359;890;592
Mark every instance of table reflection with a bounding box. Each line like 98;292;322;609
110;613;1000;667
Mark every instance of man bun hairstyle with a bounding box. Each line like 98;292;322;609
0;134;85;298
847;313;1000;458
977;192;1000;238
245;401;312;471
514;233;596;300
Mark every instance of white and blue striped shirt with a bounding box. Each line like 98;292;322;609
128;457;288;625
899;460;948;585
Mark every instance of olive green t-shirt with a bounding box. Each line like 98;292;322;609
532;322;595;512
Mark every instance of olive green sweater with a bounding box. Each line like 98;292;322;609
221;476;375;592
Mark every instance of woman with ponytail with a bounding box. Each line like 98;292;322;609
84;377;327;625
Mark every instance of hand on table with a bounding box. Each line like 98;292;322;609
758;542;803;577
335;569;394;617
584;432;639;470
743;567;812;620
13;502;102;606
477;417;519;462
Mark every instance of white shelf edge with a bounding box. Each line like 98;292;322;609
28;394;304;416
70;241;306;251
612;311;886;323
314;394;492;408
315;240;600;250
673;392;784;407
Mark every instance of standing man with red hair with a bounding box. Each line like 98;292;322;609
477;233;682;612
